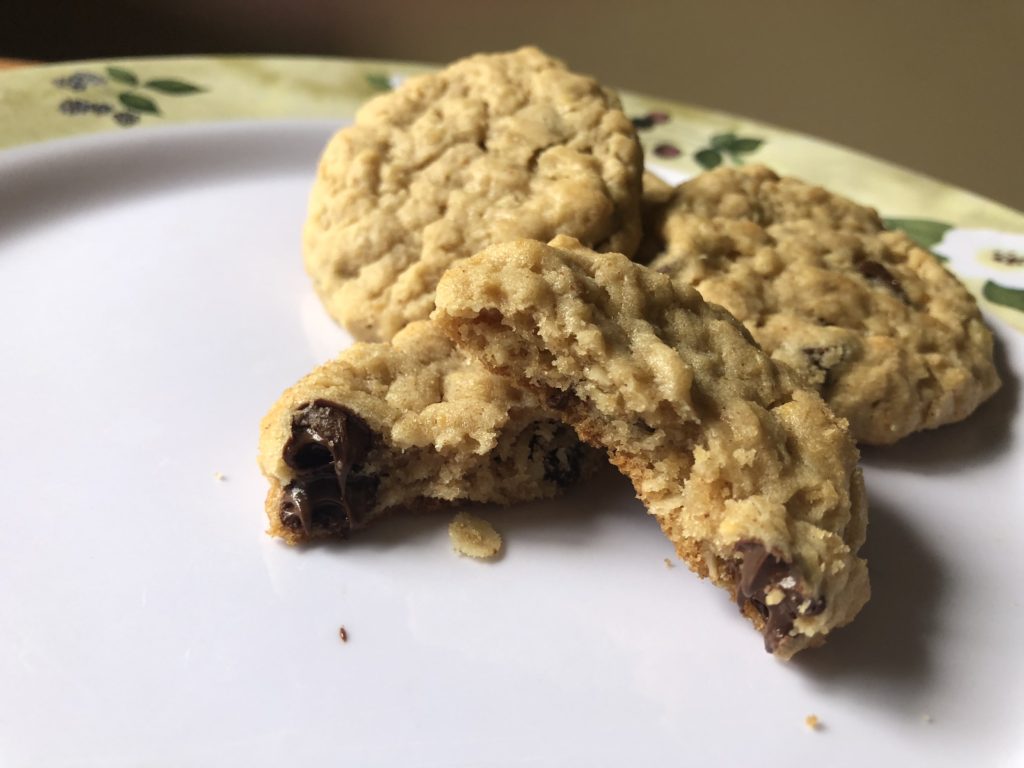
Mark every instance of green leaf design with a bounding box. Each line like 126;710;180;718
882;218;953;249
144;79;202;95
118;92;159;115
107;67;138;86
695;148;722;170
731;137;763;153
710;133;736;150
983;280;1024;312
365;73;391;92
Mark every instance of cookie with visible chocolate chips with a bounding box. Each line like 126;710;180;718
304;46;643;342
258;321;593;544
433;235;869;658
647;165;1000;444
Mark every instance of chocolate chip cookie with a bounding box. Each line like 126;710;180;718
433;236;869;657
258;321;592;544
646;165;1000;444
304;46;644;342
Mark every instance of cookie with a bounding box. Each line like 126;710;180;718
449;512;503;559
258;320;593;544
304;46;644;342
647;165;1000;443
433;236;869;657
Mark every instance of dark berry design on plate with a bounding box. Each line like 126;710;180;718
654;142;681;159
631;111;670;130
113;111;140;127
54;66;204;129
58;99;113;116
631;112;681;160
53;72;106;91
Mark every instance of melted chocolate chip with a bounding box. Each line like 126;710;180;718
279;401;377;538
734;541;826;654
858;260;910;304
749;598;769;620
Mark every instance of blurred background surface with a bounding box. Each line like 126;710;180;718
4;0;1021;210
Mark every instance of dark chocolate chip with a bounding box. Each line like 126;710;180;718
289;441;332;470
279;401;377;537
542;437;584;488
734;541;822;654
750;598;769;620
279;491;307;533
546;388;574;410
804;596;827;616
858;260;910;304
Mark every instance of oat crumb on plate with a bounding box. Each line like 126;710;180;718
449;512;503;559
338;626;348;643
663;558;675;568
804;714;821;731
213;472;226;481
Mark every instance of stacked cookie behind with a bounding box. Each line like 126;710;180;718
304;46;643;342
259;47;1001;656
640;165;1001;443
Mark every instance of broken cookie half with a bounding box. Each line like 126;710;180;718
433;235;870;658
258;320;594;544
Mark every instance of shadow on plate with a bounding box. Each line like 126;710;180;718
795;493;945;706
860;328;1019;474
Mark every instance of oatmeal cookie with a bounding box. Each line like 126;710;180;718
304;46;643;342
647;165;1000;443
434;236;869;657
258;321;592;544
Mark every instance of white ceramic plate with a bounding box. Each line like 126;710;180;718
2;118;1023;767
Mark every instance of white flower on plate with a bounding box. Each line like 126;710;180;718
932;228;1024;289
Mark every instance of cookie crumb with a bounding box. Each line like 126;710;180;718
213;472;226;481
804;714;821;731
449;511;502;559
922;713;933;724
663;557;675;568
338;626;348;643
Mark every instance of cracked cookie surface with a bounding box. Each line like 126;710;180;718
433;235;869;657
304;46;643;341
258;321;591;544
647;165;1000;443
